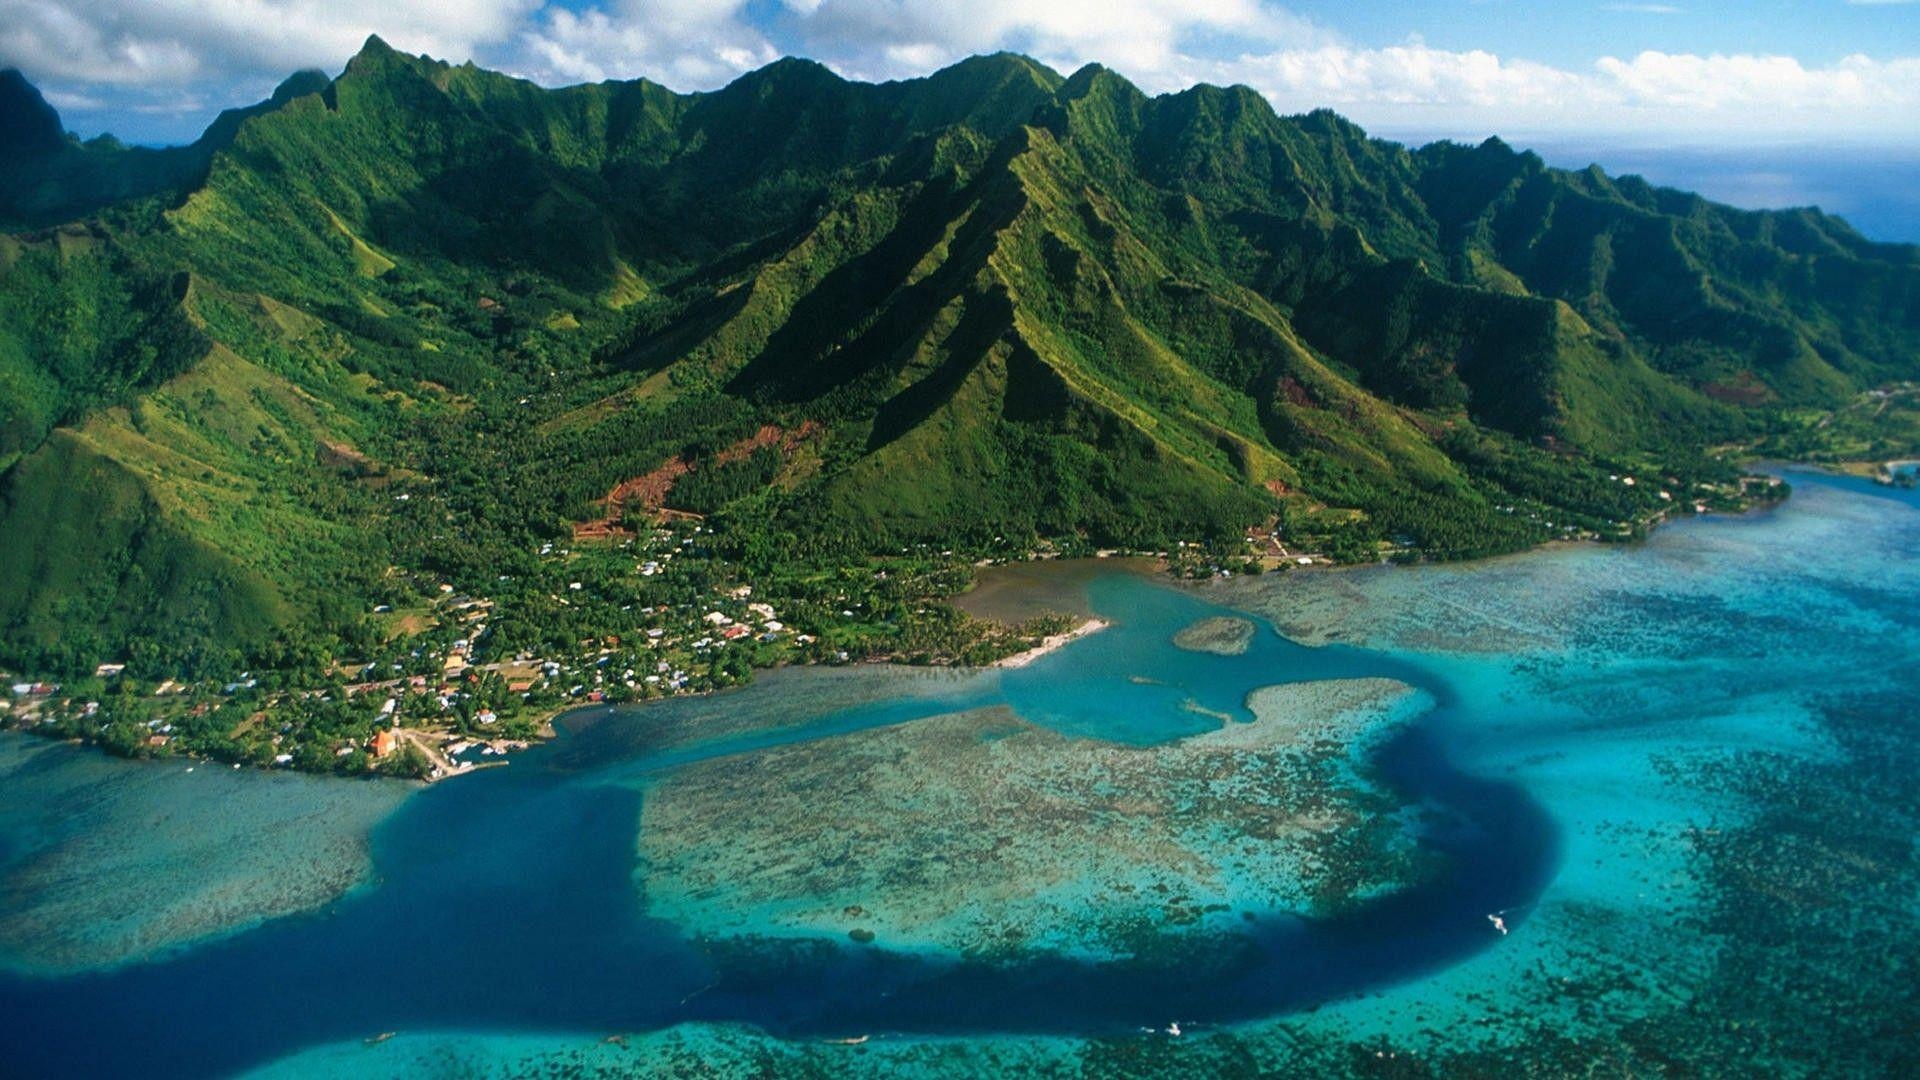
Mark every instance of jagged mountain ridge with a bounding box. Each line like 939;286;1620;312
0;37;1915;674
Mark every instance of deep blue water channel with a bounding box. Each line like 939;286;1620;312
0;579;1556;1078
4;469;1914;1078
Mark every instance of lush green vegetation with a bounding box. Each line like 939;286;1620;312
1754;384;1920;465
1;41;1916;773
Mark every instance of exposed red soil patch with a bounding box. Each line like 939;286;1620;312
571;421;822;540
1277;376;1315;409
715;421;823;465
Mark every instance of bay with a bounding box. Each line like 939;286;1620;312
0;469;1914;1078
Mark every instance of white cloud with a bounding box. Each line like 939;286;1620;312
1595;51;1920;111
503;0;1335;94
3;0;1917;146
0;1;538;86
787;0;1337;89
1191;44;1920;143
514;0;776;87
1212;44;1584;108
767;2;1920;144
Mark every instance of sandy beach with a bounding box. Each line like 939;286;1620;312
993;618;1110;668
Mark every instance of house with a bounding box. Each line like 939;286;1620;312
722;625;751;640
94;663;127;678
370;729;397;757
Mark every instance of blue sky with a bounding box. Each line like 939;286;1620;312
1289;1;1919;69
2;0;1915;151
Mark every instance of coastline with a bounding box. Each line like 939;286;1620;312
6;465;1917;1080
991;618;1111;669
0;462;1800;785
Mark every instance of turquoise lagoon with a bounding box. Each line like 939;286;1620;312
1;469;1916;1077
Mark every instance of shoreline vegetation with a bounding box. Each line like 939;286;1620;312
2;46;1913;786
991;618;1112;669
0;459;1801;783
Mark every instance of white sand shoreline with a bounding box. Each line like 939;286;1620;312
993;618;1111;669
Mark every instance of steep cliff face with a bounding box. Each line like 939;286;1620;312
0;42;1914;672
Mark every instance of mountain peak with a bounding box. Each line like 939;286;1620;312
343;34;415;77
0;38;1914;684
270;69;331;106
0;69;68;158
758;56;842;83
1060;62;1118;92
192;68;334;152
932;52;1061;87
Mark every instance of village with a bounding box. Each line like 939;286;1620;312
0;461;1775;781
1;519;1065;781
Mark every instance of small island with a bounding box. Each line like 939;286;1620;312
1172;616;1258;656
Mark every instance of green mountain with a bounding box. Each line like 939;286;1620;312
0;69;332;232
2;38;1916;677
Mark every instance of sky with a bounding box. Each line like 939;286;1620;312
1;1;1917;234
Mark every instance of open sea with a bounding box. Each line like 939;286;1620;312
0;468;1915;1077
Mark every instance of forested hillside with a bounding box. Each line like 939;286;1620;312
2;37;1916;679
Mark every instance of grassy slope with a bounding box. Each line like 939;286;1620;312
1;43;1917;674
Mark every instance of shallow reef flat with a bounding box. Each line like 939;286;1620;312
239;1024;1102;1080
251;478;1920;1077
1190;475;1920;1072
559;665;996;771
1220;475;1910;658
1171;615;1257;656
637;679;1428;961
245;1021;1465;1080
12;475;1920;1080
1256;679;1920;1076
0;735;408;975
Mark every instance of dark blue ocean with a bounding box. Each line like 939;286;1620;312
1524;142;1920;244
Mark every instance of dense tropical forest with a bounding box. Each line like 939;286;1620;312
0;39;1914;770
